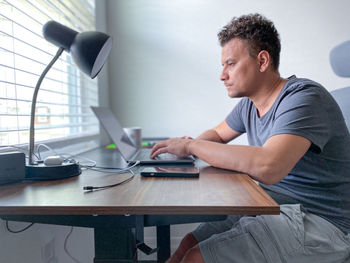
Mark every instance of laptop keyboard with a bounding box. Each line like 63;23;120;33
133;150;179;161
154;153;180;160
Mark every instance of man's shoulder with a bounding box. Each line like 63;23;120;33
281;75;331;102
284;75;325;92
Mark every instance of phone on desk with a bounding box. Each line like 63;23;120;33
140;167;200;178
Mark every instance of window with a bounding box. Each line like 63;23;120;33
0;0;99;147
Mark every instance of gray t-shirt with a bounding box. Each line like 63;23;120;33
225;75;350;234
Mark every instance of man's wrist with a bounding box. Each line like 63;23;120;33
187;139;197;156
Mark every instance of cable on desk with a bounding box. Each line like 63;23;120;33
32;145;96;166
83;169;136;191
80;160;140;173
59;153;97;167
64;226;82;263
5;221;35;233
82;161;140;191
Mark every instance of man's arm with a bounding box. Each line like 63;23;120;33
195;120;242;143
189;134;311;184
151;134;311;185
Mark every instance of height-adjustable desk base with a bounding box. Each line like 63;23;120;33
0;214;226;263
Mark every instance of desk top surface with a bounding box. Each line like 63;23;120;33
0;147;279;215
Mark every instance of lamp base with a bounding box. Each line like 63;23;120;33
25;162;81;180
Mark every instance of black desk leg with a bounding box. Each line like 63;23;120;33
156;225;171;263
94;227;137;263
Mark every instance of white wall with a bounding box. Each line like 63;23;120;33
0;220;93;263
104;0;350;141
102;2;350;256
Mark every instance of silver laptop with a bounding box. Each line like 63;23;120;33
91;106;195;164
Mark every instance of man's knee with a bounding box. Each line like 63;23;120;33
181;246;205;263
182;232;198;248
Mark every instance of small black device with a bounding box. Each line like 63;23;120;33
0;152;26;185
140;167;200;178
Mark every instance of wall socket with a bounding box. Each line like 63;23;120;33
41;238;57;263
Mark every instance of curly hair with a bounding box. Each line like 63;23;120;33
218;14;281;70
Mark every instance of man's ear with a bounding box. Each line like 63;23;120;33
257;50;270;72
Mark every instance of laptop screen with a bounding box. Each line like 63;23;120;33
91;106;137;160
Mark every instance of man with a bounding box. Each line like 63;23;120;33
150;14;350;263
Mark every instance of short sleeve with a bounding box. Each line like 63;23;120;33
225;98;247;133
270;88;330;152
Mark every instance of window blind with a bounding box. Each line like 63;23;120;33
0;0;99;146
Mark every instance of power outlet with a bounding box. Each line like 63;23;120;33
41;238;57;263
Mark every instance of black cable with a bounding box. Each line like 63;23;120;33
82;160;139;191
83;171;135;191
64;226;81;263
5;220;35;233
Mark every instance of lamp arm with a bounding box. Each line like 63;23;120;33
29;47;64;165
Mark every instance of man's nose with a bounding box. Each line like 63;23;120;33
220;69;228;81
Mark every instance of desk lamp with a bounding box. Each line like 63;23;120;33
26;21;112;180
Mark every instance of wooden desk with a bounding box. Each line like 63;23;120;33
0;147;279;262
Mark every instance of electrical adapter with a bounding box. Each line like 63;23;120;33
0;152;25;185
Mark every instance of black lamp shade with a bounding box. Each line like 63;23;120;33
43;21;112;78
71;31;113;78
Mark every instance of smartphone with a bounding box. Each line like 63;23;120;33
140;167;200;178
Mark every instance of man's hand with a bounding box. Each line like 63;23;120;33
181;136;193;140
150;138;193;159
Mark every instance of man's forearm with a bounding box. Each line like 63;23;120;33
187;134;310;185
195;129;224;143
188;139;266;181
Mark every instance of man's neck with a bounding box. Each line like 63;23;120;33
250;73;286;118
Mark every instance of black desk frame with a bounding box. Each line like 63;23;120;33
1;214;225;263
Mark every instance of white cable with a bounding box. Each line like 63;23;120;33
37;144;58;160
80;161;140;173
0;145;39;159
59;153;97;167
1;144;139;173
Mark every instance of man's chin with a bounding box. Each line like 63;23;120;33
227;91;243;98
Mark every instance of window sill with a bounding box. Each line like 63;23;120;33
0;133;101;160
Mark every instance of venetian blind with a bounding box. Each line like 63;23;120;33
0;0;99;146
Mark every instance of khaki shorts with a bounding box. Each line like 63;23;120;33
192;204;350;263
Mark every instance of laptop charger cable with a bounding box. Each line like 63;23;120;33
82;161;140;191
